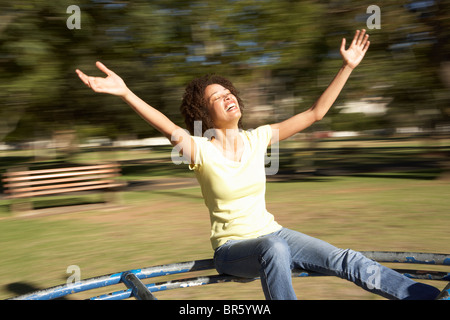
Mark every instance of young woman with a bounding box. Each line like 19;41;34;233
76;30;440;300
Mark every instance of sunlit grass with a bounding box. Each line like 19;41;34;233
1;175;448;300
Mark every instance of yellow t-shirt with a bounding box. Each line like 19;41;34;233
189;125;282;250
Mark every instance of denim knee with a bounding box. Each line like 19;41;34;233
258;236;292;269
327;248;369;274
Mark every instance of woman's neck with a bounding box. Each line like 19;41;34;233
211;127;244;162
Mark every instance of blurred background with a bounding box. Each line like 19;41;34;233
0;0;449;300
1;0;449;147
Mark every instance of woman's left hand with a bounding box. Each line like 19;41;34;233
340;29;370;69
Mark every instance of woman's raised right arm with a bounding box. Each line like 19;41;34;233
76;61;194;163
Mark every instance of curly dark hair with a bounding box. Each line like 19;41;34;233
180;74;244;136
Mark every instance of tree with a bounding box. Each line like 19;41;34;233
1;0;447;145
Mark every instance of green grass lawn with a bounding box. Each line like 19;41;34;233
1;175;448;300
1;137;448;299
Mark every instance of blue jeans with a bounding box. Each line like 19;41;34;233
213;228;440;300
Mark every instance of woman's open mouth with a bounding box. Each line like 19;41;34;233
226;103;237;112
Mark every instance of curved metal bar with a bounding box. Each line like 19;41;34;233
90;268;450;300
7;252;449;300
360;251;450;265
437;282;450;300
293;268;450;281
121;272;157;300
8;259;215;300
91;274;257;300
8;273;123;300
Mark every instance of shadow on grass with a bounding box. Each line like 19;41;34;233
5;282;68;300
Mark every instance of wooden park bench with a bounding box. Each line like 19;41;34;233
2;163;126;213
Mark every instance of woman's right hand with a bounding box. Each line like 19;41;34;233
76;61;129;97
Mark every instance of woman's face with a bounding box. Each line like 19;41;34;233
204;84;241;129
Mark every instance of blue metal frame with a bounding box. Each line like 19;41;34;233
7;251;450;300
437;282;450;300
121;271;157;300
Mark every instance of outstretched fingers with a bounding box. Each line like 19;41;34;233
354;29;369;49
353;29;363;45
361;38;370;52
95;61;113;76
75;62;113;92
75;69;91;87
340;37;347;53
340;29;371;69
342;30;369;52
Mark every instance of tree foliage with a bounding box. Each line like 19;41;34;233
0;0;448;142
